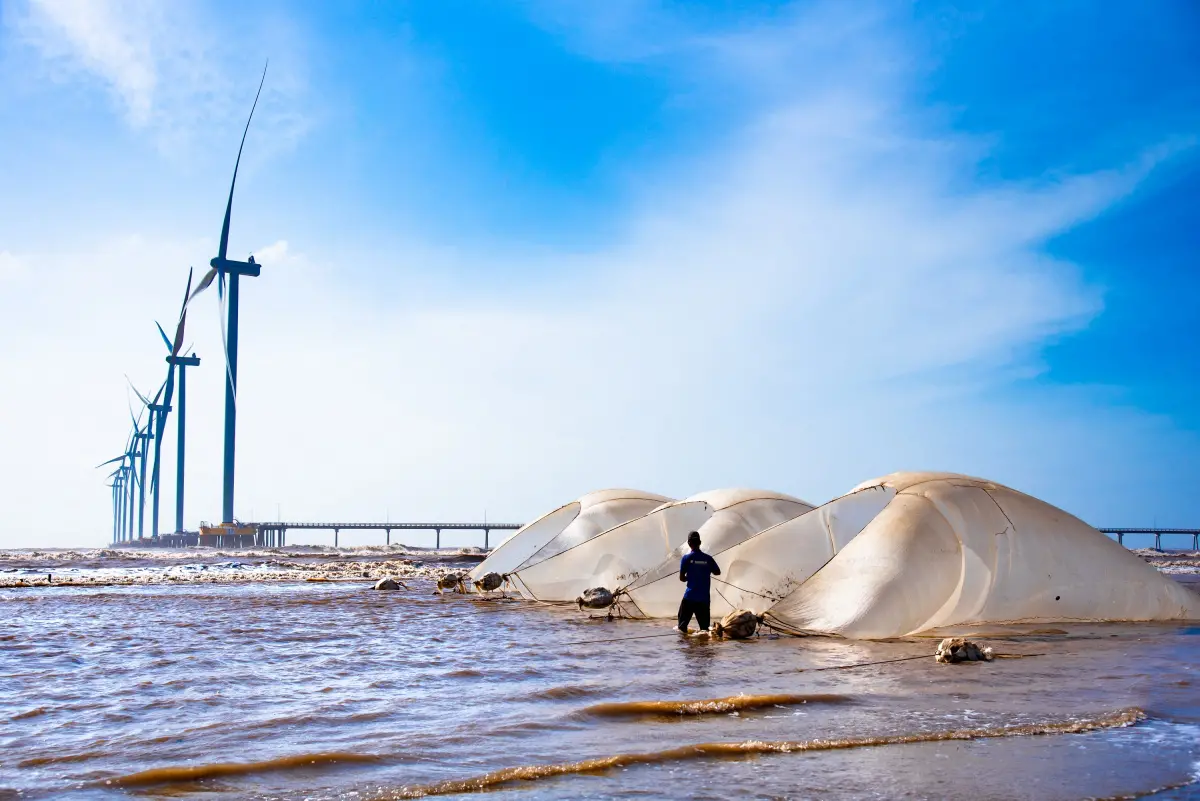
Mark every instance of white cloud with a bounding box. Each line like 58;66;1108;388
253;240;290;266
0;2;1195;547
0;250;28;281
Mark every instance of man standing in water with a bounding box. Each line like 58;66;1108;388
677;531;721;633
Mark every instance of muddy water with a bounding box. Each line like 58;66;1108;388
3;567;1200;799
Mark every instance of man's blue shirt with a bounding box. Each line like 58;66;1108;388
680;550;721;602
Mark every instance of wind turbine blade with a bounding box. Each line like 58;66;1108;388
96;454;125;468
162;365;176;410
218;61;268;262
186;267;219;308
217;272;237;407
155;322;172;352
169;269;193;356
152;379;166;405
171;312;187;357
180;267;194;315
126;376;151;408
152;369;174;492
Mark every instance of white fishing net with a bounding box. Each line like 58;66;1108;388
508;499;710;602
468;489;672;589
509;489;815;604
627;485;895;619
769;472;1200;638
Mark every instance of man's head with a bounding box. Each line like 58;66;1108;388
687;531;701;550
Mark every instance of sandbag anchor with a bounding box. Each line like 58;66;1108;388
713;610;763;640
935;637;994;663
436;572;468;594
576;587;615;611
473;572;508;594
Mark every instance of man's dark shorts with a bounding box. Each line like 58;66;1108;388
677;598;710;631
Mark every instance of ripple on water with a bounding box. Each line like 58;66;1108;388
381;709;1145;799
579;693;853;720
106;752;381;789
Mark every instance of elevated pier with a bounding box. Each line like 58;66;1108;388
1103;528;1200;551
115;521;523;550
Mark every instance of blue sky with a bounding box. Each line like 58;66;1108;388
0;0;1197;546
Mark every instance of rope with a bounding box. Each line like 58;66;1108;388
778;651;1046;674
711;576;779;602
561;632;684;647
711;581;735;612
790;654;931;673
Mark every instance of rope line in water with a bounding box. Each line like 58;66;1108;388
783;654;932;673
779;651;1047;674
560;632;685;647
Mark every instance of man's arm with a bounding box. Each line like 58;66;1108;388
710;557;721;576
679;554;689;582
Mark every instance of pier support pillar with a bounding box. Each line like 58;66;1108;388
334;528;339;549
436;528;440;550
386;528;390;546
1155;532;1162;551
484;528;489;550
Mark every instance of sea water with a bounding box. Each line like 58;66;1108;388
2;551;1199;799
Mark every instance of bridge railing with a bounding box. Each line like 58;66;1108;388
1099;528;1200;551
252;521;523;549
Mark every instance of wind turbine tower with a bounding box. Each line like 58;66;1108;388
152;269;202;537
170;351;200;533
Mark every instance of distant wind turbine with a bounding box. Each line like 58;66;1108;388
151;268;202;537
97;451;129;543
127;380;164;541
97;422;140;543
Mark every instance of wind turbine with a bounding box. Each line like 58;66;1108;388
128;381;164;541
98;442;135;543
107;474;121;543
151;269;202;537
188;63;268;528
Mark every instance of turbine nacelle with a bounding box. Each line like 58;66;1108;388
209;256;261;277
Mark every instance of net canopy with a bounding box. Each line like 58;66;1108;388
508;489;813;604
767;472;1200;638
621;492;821;617
468;489;672;587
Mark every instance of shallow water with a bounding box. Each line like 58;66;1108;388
3;563;1200;799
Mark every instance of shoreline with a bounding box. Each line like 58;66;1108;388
0;546;485;589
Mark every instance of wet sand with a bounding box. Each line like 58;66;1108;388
0;545;485;588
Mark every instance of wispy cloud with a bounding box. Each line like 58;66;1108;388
0;250;29;282
7;0;311;155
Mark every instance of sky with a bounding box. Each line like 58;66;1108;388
0;0;1197;548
